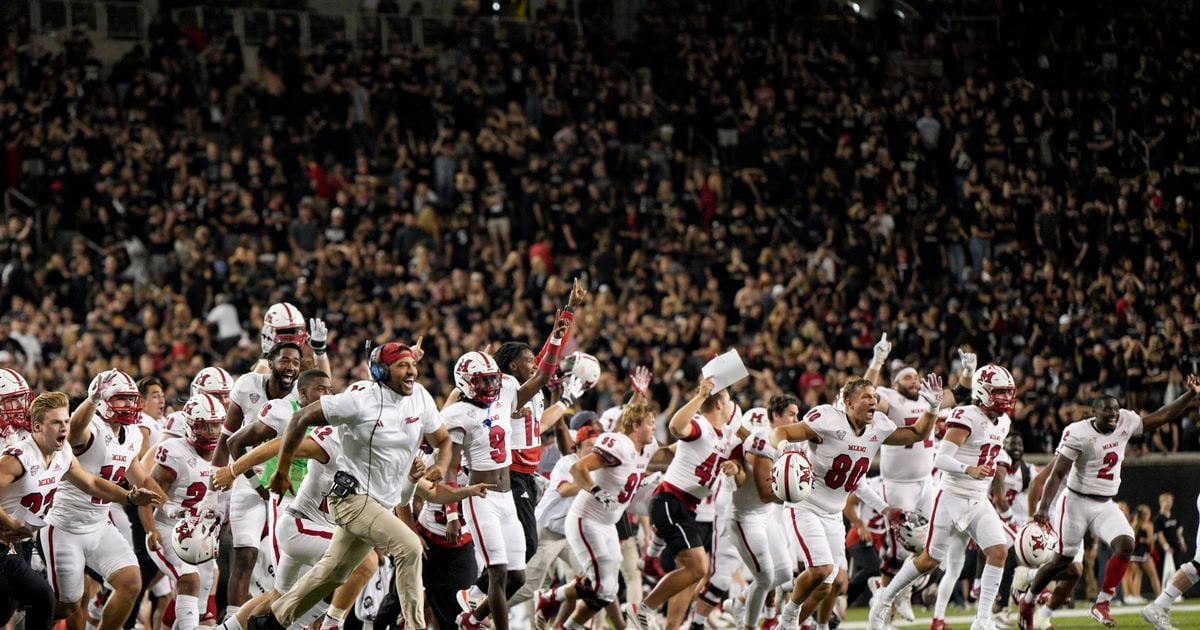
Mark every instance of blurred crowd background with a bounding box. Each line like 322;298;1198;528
0;0;1198;456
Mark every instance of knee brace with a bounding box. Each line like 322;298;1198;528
573;576;609;611
698;583;728;607
1184;561;1200;583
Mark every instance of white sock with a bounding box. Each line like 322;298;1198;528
764;605;776;619
176;594;200;630
221;616;242;630
551;585;569;603
1038;604;1053;619
689;612;707;628
934;569;957;619
564;619;585;630
1155;583;1184;609
976;565;1003;620
881;559;924;603
469;586;485;599
321;606;347;629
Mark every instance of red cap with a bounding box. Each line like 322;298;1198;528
378;342;415;365
576;424;602;444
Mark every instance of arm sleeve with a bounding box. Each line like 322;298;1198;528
1055;429;1081;460
855;482;887;513
320;392;360;427
934;440;968;474
398;475;419;508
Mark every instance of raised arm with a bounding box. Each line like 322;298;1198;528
70;370;122;449
884;373;943;446
864;333;891;385
1141;374;1199;432
669;378;715;440
517;306;576;409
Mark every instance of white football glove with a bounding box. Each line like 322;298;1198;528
590;487;618;511
958;348;977;377
871;333;892;369
919;373;943;414
89;370;122;404
561;374;586;407
308;318;328;354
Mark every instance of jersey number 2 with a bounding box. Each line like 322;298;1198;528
1097;451;1119;480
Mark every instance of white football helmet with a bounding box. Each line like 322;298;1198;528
1016;522;1059;568
0;369;33;435
895;511;930;553
88;370;143;425
743;406;769;429
261;303;308;354
561;352;601;390
771;451;814;504
181;393;226;451
190;367;233;404
172;508;221;565
972;364;1016;414
453;351;503;404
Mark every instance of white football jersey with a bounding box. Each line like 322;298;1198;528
877;387;936;482
0;437;73;519
48;418;143;532
995;449;1036;523
856;476;888;535
290;425;340;527
730;426;780;521
802;405;896;513
511;390;545;473
659;416;740;503
162;411;187;439
138;412;164;449
417;454;471;539
1056;410;1142;497
256;397;303;435
939;405;1011;498
151;437;215;524
444;375;519;472
231;372;297;424
571;432;658;524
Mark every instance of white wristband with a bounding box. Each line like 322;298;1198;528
445;513;460;523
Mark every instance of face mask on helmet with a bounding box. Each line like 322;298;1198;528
0;389;32;433
188;420;222;450
987;387;1016;414
103;393;144;425
270;326;308;349
470;373;502;404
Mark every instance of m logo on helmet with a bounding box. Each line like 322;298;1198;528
979;368;996;383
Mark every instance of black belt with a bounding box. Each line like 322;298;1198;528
1068;486;1115;502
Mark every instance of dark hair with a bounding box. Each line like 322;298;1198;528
700;388;729;413
1091;394;1118;410
137;375;164;394
493;341;531;376
768;394;800;420
269;343;303;359
298;369;329;389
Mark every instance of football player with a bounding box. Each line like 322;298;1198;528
773;375;941;630
624;378;741;630
869;366;1016;630
728;394;800;630
212;304;329;618
142;394;225;630
0;368;33;446
447;314;570;630
0;392;159;630
41;370;166;629
1023;375;1199;629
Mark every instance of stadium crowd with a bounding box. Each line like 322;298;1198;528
0;0;1198;461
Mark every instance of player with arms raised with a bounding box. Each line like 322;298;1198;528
772;375;941;630
869;365;1017;630
1023;375;1200;629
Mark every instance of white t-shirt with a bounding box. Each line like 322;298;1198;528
320;382;442;509
536;453;578;535
1056;410;1143;497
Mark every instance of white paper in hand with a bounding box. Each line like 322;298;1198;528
702;349;750;394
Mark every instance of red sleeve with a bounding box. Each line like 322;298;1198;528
680;419;703;442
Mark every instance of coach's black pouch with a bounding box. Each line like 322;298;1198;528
330;470;361;498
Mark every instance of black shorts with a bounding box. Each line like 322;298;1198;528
650;492;704;561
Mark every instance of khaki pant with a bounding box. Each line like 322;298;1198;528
272;494;424;628
509;526;580;605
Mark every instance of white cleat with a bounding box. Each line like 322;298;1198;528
970;617;998;630
894;585;916;622
1140;602;1179;630
866;594;893;630
622;602;660;630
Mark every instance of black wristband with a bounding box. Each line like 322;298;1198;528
952;383;971;404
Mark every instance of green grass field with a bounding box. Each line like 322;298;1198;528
835;602;1200;628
